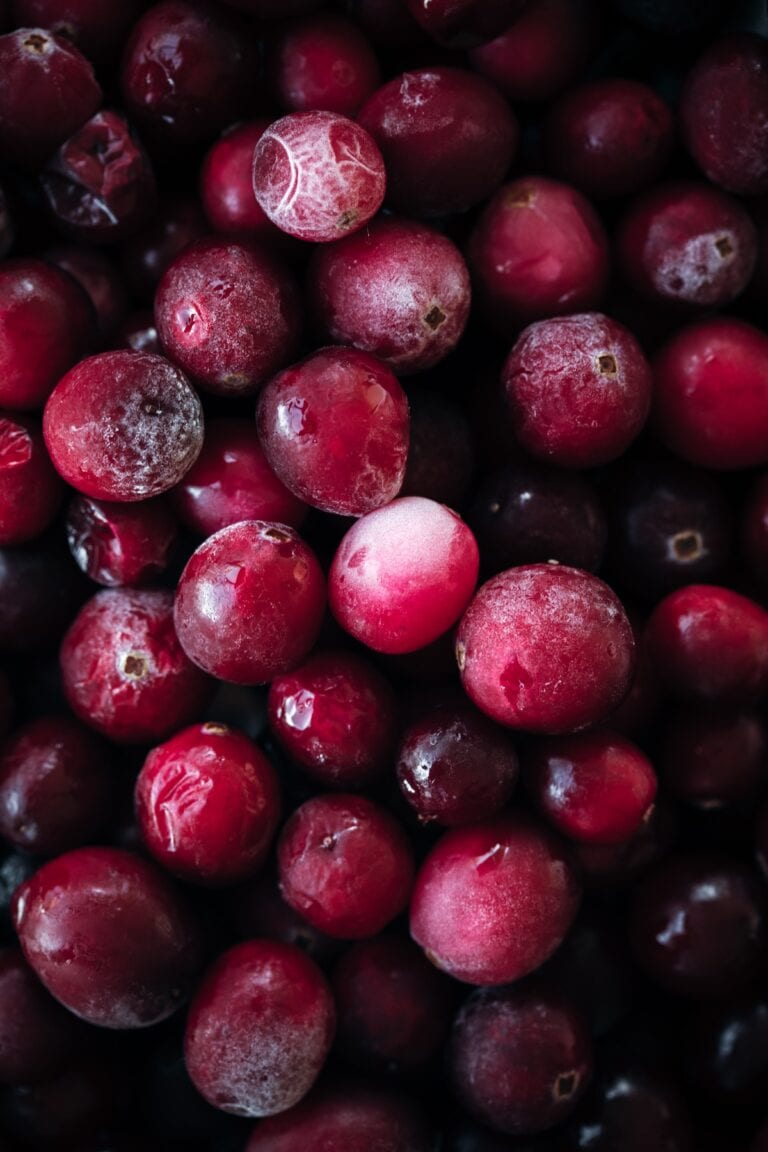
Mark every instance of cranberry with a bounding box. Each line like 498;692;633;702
174;521;326;685
278;793;414;938
653;318;768;470
309;217;471;373
66;494;178;588
0;947;86;1085
46;246;128;345
269;14;380;115
200;119;280;239
449;983;592;1135
456;564;635;734
680;33;768;197
155;237;301;397
13;846;202;1027
329;497;479;655
629;855;767;999
574;796;677;887
543;912;634;1038
0;714;113;857
184;939;335;1117
268;649;398;788
646;584;768;705
348;0;429;53
43;350;204;501
135;721;281;886
743;473;768;588
231;868;341;966
566;1065;695;1152
0;27;101;167
0;411;63;546
60;587;214;743
12;0;149;63
503;312;651;468
117;310;161;355
256;346;409;516
396;704;519;826
357;66;518;217
403;0;525;47
0;258;92;411
660;708;767;810
410;813;581;985
609;616;661;738
0;539;87;654
400;391;474;509
468;177;609;329
690;997;768;1121
120;199;208;302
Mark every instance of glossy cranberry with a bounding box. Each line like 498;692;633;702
457;565;634;734
66;494;178;588
743;473;768;589
410;813;580;985
13;846;201;1027
0;714;113;857
174;521;326;685
155;237;301;397
12;0;149;62
0;27;101;167
44;350;203;501
185;939;334;1117
268;650;398;788
135;721;280;886
646;584;768;705
566;1065;694;1151
278;793;414;939
681;33;768;197
200;119;280;239
120;199;208;301
329;497;479;655
630;855;767;998
358;67;517;217
0;540;87;653
0;258;92;411
61;587;214;743
117;310;161;355
270;14;380;115
121;0;253;147
468;463;606;576
0;947;86;1085
0;412;63;546
396;704;518;826
309;217;471;373
400;391;474;509
661;708;767;810
450;983;592;1135
231;868;341;965
468;177;609;329
403;0;524;46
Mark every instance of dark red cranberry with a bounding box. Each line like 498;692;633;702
609;616;661;738
742;472;768;588
646;584;768;705
329;497;479;655
200;119;280;239
309;217;471;373
0;714;113;857
348;0;430;53
44;350;204;501
468;177;609;329
400;391;474;509
403;0;525;46
659;709;767;809
0;947;86;1085
117;310;161;355
0;412;63;545
184;939;335;1117
231;868;341;966
358;67;517;217
174;521;326;685
155;237;301;397
66;494;178;587
46;246;128;344
278;793;414;939
0;540;87;653
468;463;606;575
12;0;149;63
396;704;519;826
630;855;767;999
573;796;677;886
0;27;101;167
268;650;398;788
0;258;92;411
120;199;207;302
256;346;409;516
61;587;214;743
449;983;592;1135
269;14;380;115
410;813;580;985
13;846;202;1027
456;565;635;734
566;1065;695;1151
543;913;634;1038
680;33;768;197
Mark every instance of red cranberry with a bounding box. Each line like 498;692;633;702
396;704;519;826
0;27;101;167
12;0;149;63
348;0;430;53
646;584;768;705
61;587;214;743
357;66;518;216
200;119;280;239
329;497;479;655
268;649;398;788
680;33;768;197
566;1065;695;1152
653;318;768;470
400;390;474;509
269;14;380;115
410;813;581;985
13;846;202;1027
184;939;335;1117
309;217;471;373
0;258;92;411
278;793;414;939
43;350;204;501
120;199;208;302
659;708;767;810
155;237;301;397
468;177;609;329
66;494;178;587
135;721;281;886
403;0;525;47
574;796;677;887
0;947;85;1084
0;412;63;545
46;246;128;344
456;565;635;734
0;540;88;654
256;346;409;516
629;855;767;999
231;867;341;966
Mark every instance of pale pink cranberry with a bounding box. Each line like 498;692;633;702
65;495;179;587
269;14;380;115
200;119;279;238
0;412;63;545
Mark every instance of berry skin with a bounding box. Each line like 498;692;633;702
65;494;179;588
200;119;280;238
269;14;380;115
0;412;63;545
0;947;86;1086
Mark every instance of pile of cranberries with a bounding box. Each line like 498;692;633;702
3;0;768;1148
